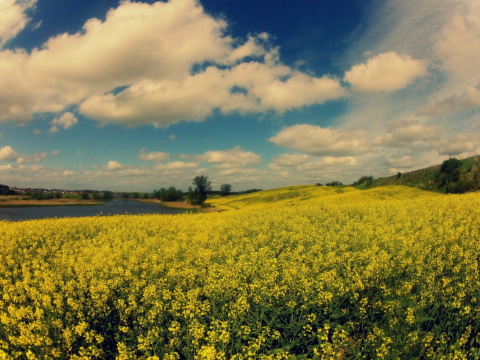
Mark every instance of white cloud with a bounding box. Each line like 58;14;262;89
218;167;261;177
79;64;344;127
63;170;74;176
33;129;41;135
51;150;60;156
106;161;123;170
48;126;59;133
434;4;480;82
272;154;309;167
138;149;170;162
372;120;442;147
0;0;344;126
0;0;37;48
0;164;13;171
154;161;199;171
50;112;78;132
344;52;428;93
383;155;428;169
296;157;358;171
185;146;261;168
16;151;47;164
269;124;369;156
433;134;477;156
0;145;18;161
418;86;480;116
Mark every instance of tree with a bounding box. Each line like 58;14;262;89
356;175;374;186
220;184;232;196
440;157;461;193
326;181;342;186
153;187;183;202
103;191;114;200
0;184;16;195
367;176;374;186
81;192;90;200
44;192;54;200
191;175;211;205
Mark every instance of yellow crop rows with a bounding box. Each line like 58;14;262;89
1;186;479;359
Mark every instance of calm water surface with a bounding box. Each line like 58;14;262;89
0;200;184;222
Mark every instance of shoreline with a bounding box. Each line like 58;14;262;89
0;197;103;207
136;199;220;212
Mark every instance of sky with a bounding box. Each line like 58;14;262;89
0;0;479;191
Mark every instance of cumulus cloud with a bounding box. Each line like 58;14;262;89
184;146;261;168
16;151;47;164
0;0;345;126
218;167;261;177
154;161;199;171
372;120;442;147
0;164;13;172
344;52;428;93
0;0;37;48
0;145;18;161
271;154;309;167
138;148;170;162
49;112;78;132
79;64;344;127
434;4;480;82
106;161;123;170
269;124;369;156
383;155;428;169
296;157;358;171
433;134;477;156
418;86;480;116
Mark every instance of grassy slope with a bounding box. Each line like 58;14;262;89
355;155;480;193
207;184;439;211
209;155;480;209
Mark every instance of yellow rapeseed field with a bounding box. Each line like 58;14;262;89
1;186;479;359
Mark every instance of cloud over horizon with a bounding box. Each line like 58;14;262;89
269;124;369;157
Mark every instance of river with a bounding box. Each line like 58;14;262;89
0;200;185;222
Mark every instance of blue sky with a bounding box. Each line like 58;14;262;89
0;0;479;191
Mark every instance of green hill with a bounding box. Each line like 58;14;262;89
355;155;480;194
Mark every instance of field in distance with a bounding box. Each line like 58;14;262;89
1;185;479;359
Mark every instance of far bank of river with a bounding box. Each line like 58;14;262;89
0;200;186;222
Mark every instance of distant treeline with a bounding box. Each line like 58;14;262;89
153;187;184;202
0;184;17;195
151;186;263;203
